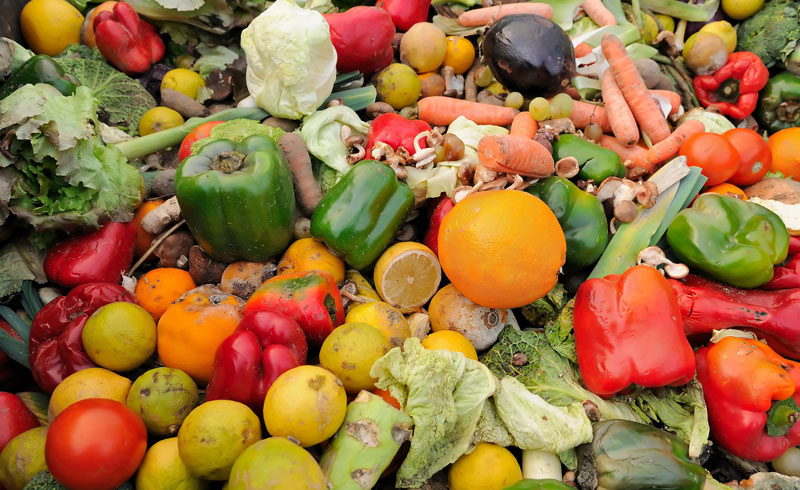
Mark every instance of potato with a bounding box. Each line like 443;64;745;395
744;178;800;205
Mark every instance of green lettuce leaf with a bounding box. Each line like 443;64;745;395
190;119;284;156
191;44;242;77
298;106;369;175
0;239;46;298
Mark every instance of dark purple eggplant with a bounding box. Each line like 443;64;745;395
482;14;575;97
683;0;730;37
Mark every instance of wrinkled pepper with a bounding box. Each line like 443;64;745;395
574;265;696;397
526;176;608;271
764;236;800;290
586;419;707;490
43;221;136;289
175;135;295;264
93;2;165;75
365;113;431;156
696;336;800;462
551;134;625;183
693;51;770;119
669;274;800;360
755;71;800;134
423;195;454;256
0;54;76;100
245;271;344;346
206;310;308;412
324;7;395;76
311;160;414;270
376;0;431;32
666;194;789;288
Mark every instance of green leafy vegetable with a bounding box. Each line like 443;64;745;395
190;118;284;156
640;0;720;22
191;44;242;77
298;106;369;175
522;283;569;328
545;299;577;363
0;239;45;298
124;0;269;34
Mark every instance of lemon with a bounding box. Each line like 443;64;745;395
421;330;478;361
82;302;157;372
374;242;441;311
139;107;185;136
48;367;131;422
136;438;211;490
345;270;381;302
345;301;411;348
375;63;421;110
162;69;206;100
699;21;737;54
641;14;659;44
722;0;763;20
319;323;393;393
449;443;523;490
655;14;675;33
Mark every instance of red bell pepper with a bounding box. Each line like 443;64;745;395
93;2;165;75
424;195;454;256
206;310;307;412
44;221;136;288
669;274;800;360
365;113;432;156
324;7;395;76
244;271;344;346
693;52;769;119
696;335;800;462
574;265;696;397
763;236;800;290
377;0;431;32
0;392;39;454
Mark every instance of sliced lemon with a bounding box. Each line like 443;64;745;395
374;241;442;310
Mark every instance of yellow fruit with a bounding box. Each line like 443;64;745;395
263;365;347;447
376;63;422;110
699;21;737;54
277;238;345;284
161;69;206;100
345;270;381;302
449;443;523;490
0;427;47;490
48;367;131;422
641;14;659;44
400;22;447;73
178;400;261;481
345;301;411;348
319;322;393;393
20;0;83;56
654;14;675;33
444;36;476;75
374;242;441;311
82;302;157;372
722;0;764;20
136;438;211;490
228;437;326;490
428;284;508;350
127;367;199;436
683;32;729;75
421;330;478;361
139;107;185;136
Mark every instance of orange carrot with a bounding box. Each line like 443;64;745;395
417;97;518;126
602;70;639;146
575;42;594;58
632;119;705;174
649;89;681;115
477;134;554;178
582;0;617;26
510;112;538;138
568;100;612;133
601;35;671;144
458;3;554;26
598;134;647;164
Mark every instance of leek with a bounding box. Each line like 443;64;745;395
321;85;377;112
640;0;721;22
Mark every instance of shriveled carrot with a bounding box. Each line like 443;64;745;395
575;42;594;58
278;133;323;217
567;100;612;133
477;134;554;178
458;3;554;26
649;89;681;115
509;112;538;138
598;134;647;164
582;0;617;26
632;119;705;174
417;97;518;126
601;35;671;144
602;70;639;146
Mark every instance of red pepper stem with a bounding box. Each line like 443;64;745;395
212;151;246;173
769;404;800;429
714;78;741;104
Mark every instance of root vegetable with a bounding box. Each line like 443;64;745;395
581;0;617;26
160;88;209;118
277;133;323;217
188;245;227;286
477;134;555;178
153;229;195;269
150;169;176;198
418;96;518;126
602;70;639;146
141;196;181;234
567;100;612;133
509;112;538;139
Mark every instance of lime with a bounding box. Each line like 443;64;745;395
82;302;157;372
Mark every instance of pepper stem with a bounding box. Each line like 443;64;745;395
714;79;741;104
766;398;800;437
212;151;246;173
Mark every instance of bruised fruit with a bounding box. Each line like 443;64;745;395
376;63;422;110
0;427;47;490
399;22;447;73
48;367;131;422
136;437;211;490
228;437;326;490
82;302;157;372
683;32;729;75
319;323;393;393
418;72;446;98
428;284;508;351
127;367;199;436
345;301;411;348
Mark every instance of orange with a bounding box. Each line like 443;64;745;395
421;330;478;361
135;268;197;321
133;199;166;258
277;238;345;284
438;190;565;309
704;183;747;200
444;36;476;75
768;128;800;180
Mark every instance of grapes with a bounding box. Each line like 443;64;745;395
549;93;574;119
505;92;524;109
475;66;494;87
529;97;551;121
585;122;603;142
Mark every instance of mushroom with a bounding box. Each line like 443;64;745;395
413;131;436;167
636;181;659;208
366;102;395;119
637;246;690;279
555;157;580;179
594;177;640;223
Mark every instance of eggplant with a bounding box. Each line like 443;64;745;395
482;14;575;97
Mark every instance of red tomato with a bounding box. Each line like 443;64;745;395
178;120;225;161
679;132;740;186
722;128;772;186
0;392;39;453
45;399;147;490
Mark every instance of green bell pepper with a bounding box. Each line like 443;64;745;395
525;176;608;271
311;160;414;270
755;71;800;134
0;54;76;100
666;194;789;288
175;134;295;263
503;479;572;490
551;134;625;184
588;420;707;490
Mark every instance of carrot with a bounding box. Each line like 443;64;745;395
458;3;554;26
601;35;671;144
598;134;647;164
567;100;612;133
575;42;594;58
277;133;323;217
602;70;639;146
632;119;705;174
509;112;538;138
417;96;518;126
477;134;554;178
649;89;681;115
582;0;617;26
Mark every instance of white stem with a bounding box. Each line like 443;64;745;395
522;450;562;481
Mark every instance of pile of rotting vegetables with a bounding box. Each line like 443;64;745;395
2;0;800;488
